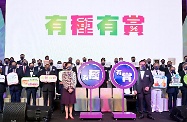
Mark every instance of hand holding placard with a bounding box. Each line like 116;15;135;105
40;75;57;83
7;73;19;85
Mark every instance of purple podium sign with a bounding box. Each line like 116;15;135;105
78;61;105;119
110;61;138;120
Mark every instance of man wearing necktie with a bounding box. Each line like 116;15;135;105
166;66;178;112
133;60;154;120
179;63;187;106
39;64;56;110
146;58;153;70
0;67;6;113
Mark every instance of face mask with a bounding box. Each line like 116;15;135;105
50;62;53;66
141;65;146;70
184;67;187;70
32;61;35;64
171;70;175;73
20;57;24;60
12;65;16;69
101;63;105;66
114;61;118;64
23;62;27;66
5;61;9;65
167;64;171;67
83;59;86;62
30;66;34;69
148;61;151;64
76;62;80;65
0;63;2;66
38;63;41;66
161;61;165;64
67;66;72;70
63;66;66;69
154;66;159;70
69;60;72;63
185;59;187;62
132;59;135;62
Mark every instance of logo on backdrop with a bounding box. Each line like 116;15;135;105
110;61;138;89
45;15;144;36
78;61;105;89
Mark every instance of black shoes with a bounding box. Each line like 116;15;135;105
138;114;144;119
138;114;155;120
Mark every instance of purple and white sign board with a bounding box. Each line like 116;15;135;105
110;61;138;119
78;61;105;119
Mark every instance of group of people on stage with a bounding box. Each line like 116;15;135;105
0;54;187;120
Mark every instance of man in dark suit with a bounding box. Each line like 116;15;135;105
39;64;56;108
0;67;6;113
146;58;154;70
8;61;23;102
133;60;154;120
17;54;25;66
100;58;111;88
34;59;44;73
72;59;82;87
24;63;39;106
179;62;187;106
2;58;10;77
166;66;178;112
165;61;173;75
178;55;187;73
49;59;57;75
159;59;167;72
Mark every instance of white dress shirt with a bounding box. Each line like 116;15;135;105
140;71;145;79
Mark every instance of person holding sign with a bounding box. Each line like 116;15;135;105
60;62;77;120
24;63;39;106
39;64;56;109
179;62;187;106
151;63;165;112
133;60;154;120
0;67;5;113
8;61;23;102
166;66;178;112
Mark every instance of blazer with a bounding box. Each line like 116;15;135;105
133;69;154;94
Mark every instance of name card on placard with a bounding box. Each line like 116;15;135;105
153;75;167;88
169;74;183;87
40;75;57;82
56;64;63;69
0;75;5;83
7;73;19;85
21;77;39;87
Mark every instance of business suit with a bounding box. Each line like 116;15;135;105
166;72;178;111
0;72;6;111
72;65;82;87
8;67;23;102
100;66;112;88
39;69;56;107
179;70;187;105
24;67;39;105
178;62;185;73
159;64;167;72
146;64;154;70
133;69;154;114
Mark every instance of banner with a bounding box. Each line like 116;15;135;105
0;75;5;83
40;75;57;82
0;9;5;60
153;75;167;88
21;77;39;87
7;73;19;85
169;74;183;87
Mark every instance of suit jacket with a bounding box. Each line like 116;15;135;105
2;65;9;76
20;65;30;77
159;64;167;72
133;69;154;94
0;73;6;93
166;72;179;94
179;70;187;91
146;64;154;70
72;66;82;87
178;62;185;73
34;66;44;74
50;65;57;76
8;67;23;90
39;69;56;92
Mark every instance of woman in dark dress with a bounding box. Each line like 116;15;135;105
60;62;76;119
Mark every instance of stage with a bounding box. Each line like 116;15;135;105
12;111;173;122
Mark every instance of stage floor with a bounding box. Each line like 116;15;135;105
48;111;175;122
